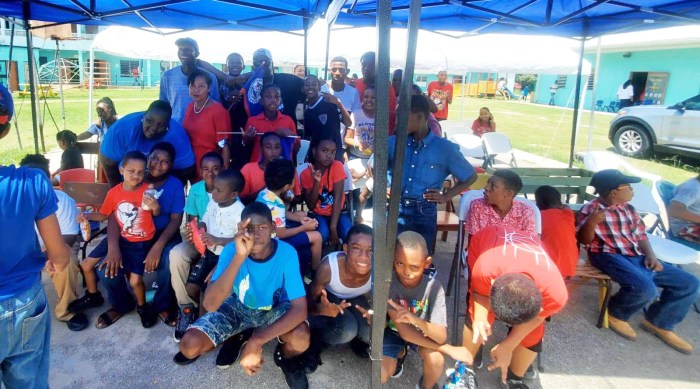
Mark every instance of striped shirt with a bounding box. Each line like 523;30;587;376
576;198;647;256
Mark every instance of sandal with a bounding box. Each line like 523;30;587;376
159;310;178;327
95;309;124;329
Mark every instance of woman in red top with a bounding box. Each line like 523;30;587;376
471;107;496;137
535;185;579;277
183;69;231;181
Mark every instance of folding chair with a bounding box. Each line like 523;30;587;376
439;120;471;137
296;139;310;166
59;168;96;188
583;151;660;182
482;132;517;168
604;101;619;112
449;133;487;168
594;100;604;111
653;180;700;250
61;182;110;260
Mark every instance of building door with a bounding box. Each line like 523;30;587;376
629;72;647;104
9;61;19;91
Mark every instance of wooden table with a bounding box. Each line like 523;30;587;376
488;167;595;204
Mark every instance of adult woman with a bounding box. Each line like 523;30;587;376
78;97;119;142
183;70;231;181
100;100;195;187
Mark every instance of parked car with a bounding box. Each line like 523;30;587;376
608;94;700;158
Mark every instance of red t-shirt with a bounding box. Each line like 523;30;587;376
427;81;453;120
100;183;155;242
239;161;302;199
299;161;346;217
183;101;231;180
355;79;396;134
471;119;496;137
468;225;568;320
540;208;579;277
244;111;297;163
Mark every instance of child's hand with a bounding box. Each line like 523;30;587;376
234;218;254;258
329;226;340;245
589;210;606;225
319;290;351;317
76;212;86;224
276;128;293;137
183;218;195;243
244;125;257;139
355;304;373;325
239;340;264;377
201;232;218;247
301;217;318;231
310;166;322;183
142;194;160;213
388;298;418;327
470;317;492;346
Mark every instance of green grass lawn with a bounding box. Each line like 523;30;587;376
2;89;697;184
449;96;698;184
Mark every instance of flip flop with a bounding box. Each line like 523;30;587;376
159;310;178;327
95;309;124;329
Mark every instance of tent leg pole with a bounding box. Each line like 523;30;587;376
8;19;22;149
568;33;586;167
23;9;40;154
324;24;331;81
88;48;94;126
587;37;602;153
303;20;309;75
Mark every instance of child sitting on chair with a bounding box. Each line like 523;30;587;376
535;185;579;277
51;129;83;186
69;151;158;329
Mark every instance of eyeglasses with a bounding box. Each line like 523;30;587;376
245;224;271;234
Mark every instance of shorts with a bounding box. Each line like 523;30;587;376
190;293;290;347
382;327;418;359
187;249;218;287
465;295;544;352
89;237;152;276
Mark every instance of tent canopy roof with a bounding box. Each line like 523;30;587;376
336;0;700;38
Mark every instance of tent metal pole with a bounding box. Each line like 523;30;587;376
55;39;66;130
303;19;309;75
8;19;22;149
323;23;331;81
23;6;40;154
568;35;586;168
587;37;602;153
88;47;95;126
369;0;392;387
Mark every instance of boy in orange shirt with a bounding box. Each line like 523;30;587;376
535;185;579;277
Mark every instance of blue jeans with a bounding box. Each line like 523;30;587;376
312;212;353;244
152;236;181;312
0;280;51;388
589;252;700;330
398;199;438;255
308;293;370;345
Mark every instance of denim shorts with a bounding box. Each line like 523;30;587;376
382;327;417;358
89;237;152;276
190;294;290;347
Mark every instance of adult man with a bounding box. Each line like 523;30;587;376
388;95;476;256
577;169;699;354
321;56;361;114
356;51;397;133
1;92;71;388
159;37;220;124
427;71;453;121
548;83;558;106
99;100;196;186
391;69;403;97
252;48;306;121
668;174;700;246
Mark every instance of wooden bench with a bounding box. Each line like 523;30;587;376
488;167;595;205
567;261;613;328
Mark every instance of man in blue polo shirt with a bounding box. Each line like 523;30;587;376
1;92;71;388
389;94;476;257
100;100;196;186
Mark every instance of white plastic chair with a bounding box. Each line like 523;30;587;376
583;151;660;182
296;139;310;166
448;133;487;167
482;132;517;168
439;120;472;137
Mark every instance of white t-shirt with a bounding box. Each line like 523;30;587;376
347;109;375;158
35;189;80;247
617;84;634;100
670;177;700;235
201;199;244;255
321;83;361;113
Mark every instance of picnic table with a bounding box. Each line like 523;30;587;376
488;167;595;204
18;84;57;99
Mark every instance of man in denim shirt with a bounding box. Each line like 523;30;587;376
389;95;476;256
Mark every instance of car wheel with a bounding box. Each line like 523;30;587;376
613;125;651;158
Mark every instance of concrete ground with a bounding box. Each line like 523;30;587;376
43;148;700;388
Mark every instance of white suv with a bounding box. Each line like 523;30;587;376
608;94;700;158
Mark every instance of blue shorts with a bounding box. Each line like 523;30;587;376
382;327;417;359
88;237;153;276
190;294;290;347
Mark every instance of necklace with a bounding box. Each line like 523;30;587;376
194;96;210;114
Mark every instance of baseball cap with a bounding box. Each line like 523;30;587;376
589;169;641;194
253;48;273;62
175;37;199;54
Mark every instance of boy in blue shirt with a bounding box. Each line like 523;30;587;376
175;203;311;389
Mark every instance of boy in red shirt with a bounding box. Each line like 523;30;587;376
72;151;160;329
300;137;352;246
427;71;453;121
535;185;579;277
243;84;298;163
462;225;568;389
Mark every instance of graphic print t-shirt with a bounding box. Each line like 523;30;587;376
100;183;155;242
387;272;447;332
427;81;453;120
300;161;346;217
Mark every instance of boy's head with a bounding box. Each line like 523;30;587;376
590;169;639;204
360;51;376;81
329;56;348;82
303;75;321;100
260;132;283;162
534;185;562;211
490;273;542;325
437;71;448;83
485;170;523;205
241;202;275;254
394;231;431;288
226;53;244;77
147;142;175;179
406;94;430;134
200;151;224;187
261;84;282;114
212;169;244;205
344;224;373;276
119;151;147;187
264;158;295;192
19;154;51;177
311;137;337;168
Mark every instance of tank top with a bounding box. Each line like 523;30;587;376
325;252;372;299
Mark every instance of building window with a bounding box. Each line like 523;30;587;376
452;75;463;84
555;75;567;88
587;68;595;90
120;60;139;77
